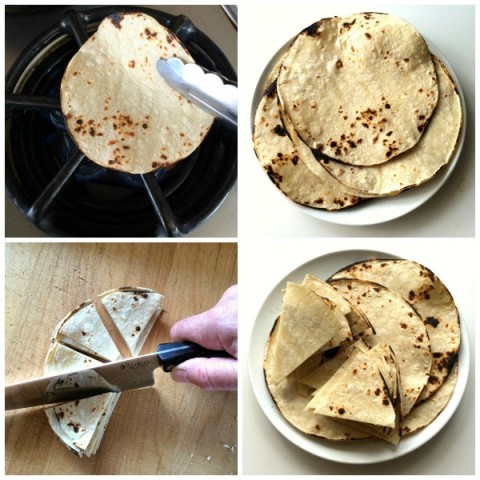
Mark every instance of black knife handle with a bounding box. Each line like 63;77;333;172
157;341;233;372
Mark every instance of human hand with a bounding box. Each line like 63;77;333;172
169;285;238;391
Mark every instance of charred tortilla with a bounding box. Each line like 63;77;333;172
329;258;461;402
45;286;164;456
100;287;163;356
253;81;363;209
277;13;438;166
320;56;462;196
61;12;213;174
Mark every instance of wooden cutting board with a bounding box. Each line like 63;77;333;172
5;243;237;475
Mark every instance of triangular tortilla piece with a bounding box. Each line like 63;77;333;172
53;300;121;361
328;278;432;417
329;258;460;403
306;346;396;429
100;288;163;356
302;274;374;338
264;319;369;440
300;340;368;391
266;282;351;386
44;343;121;457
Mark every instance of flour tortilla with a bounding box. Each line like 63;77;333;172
44;343;120;457
321;56;462;195
306;344;397;429
253;81;363;209
53;300;121;361
278;13;438;166
100;287;163;356
329;258;460;402
61;12;213;174
328;278;432;417
264;282;352;386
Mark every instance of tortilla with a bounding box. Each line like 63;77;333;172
265;282;352;386
306;344;396;429
100;287;163;356
277;13;438;166
46;286;164;456
302;274;374;338
328;278;432;417
44;343;120;457
320;56;462;195
329;258;460;402
53;300;121;361
401;362;458;435
265;321;369;440
253;81;364;210
61;12;213;174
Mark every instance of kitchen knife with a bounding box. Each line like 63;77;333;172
156;58;237;129
5;341;232;410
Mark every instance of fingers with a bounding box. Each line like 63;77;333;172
171;357;237;391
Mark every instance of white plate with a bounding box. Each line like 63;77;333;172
251;35;467;226
248;249;470;464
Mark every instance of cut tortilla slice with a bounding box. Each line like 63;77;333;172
299;339;369;391
329;258;460;402
302;274;374;338
328;278;432;417
306;344;397;429
44;343;120;457
100;287;163;356
264;318;369;441
53;300;121;361
265;282;352;386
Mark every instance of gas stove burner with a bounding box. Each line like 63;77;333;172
5;6;237;237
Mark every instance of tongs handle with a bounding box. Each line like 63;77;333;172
157;341;232;372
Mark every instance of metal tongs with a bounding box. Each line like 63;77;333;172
156;58;237;129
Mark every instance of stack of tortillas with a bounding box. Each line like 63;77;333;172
264;258;460;444
61;12;213;174
253;12;462;210
45;287;163;457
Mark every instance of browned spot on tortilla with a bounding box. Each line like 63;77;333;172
109;13;124;29
128;60;135;68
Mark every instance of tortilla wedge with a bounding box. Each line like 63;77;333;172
265;319;369;440
302;274;374;338
328;278;432;417
329;258;460;402
53;300;121;361
44;343;120;457
265;282;352;386
100;287;163;356
306;344;397;429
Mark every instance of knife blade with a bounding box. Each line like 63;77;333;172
5;341;231;410
156;58;237;129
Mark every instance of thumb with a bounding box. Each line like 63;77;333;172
171;357;237;391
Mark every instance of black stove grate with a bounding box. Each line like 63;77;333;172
5;6;237;237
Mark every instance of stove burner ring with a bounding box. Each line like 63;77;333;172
5;7;237;237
